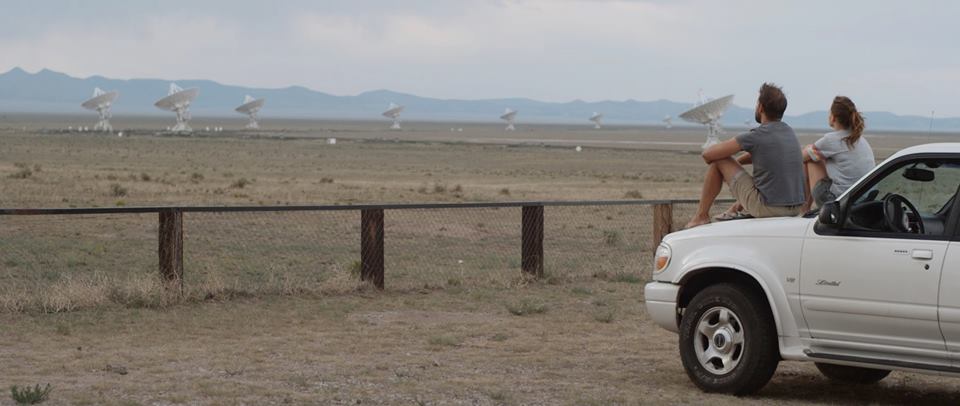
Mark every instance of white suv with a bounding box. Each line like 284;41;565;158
645;143;960;395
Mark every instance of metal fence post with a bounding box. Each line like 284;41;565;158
360;208;385;289
521;205;544;278
158;208;184;291
652;203;673;248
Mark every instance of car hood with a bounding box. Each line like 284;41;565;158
665;216;814;243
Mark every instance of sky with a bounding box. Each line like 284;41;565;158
1;0;958;116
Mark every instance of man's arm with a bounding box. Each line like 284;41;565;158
736;152;752;165
701;138;742;164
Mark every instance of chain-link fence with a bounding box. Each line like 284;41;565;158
0;200;730;312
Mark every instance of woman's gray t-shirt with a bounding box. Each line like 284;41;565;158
734;121;806;206
807;130;875;196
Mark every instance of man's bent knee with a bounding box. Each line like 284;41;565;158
712;158;743;182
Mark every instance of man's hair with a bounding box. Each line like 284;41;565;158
757;83;787;120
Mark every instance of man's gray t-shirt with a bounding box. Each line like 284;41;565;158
735;121;805;206
809;130;875;196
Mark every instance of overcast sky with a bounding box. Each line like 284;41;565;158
1;0;958;116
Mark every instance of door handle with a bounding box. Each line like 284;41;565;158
911;249;934;260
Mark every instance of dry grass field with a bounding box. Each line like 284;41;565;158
2;116;960;405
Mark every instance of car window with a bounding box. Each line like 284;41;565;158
845;159;960;236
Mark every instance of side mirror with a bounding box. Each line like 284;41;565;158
818;201;842;228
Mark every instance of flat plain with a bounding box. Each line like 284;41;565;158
2;115;959;405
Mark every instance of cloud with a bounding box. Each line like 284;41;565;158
1;0;959;116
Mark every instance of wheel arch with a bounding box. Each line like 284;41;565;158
676;266;785;337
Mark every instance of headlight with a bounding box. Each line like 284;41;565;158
654;242;671;273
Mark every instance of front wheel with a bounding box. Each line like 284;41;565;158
679;283;779;395
815;363;890;384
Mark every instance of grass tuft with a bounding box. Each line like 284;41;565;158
506;299;547;316
427;335;461;347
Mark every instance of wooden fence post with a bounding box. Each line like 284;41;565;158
158;209;183;292
360;208;385;289
652;203;673;248
521;205;544;278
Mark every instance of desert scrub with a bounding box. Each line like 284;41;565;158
10;383;52;404
230;178;251;188
109;183;127;197
623;190;643;199
427;335;461;347
611;272;642;284
594;309;616;323
9;162;32;179
602;230;622;246
505;299;547;316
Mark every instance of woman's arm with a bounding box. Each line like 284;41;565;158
802;144;824;163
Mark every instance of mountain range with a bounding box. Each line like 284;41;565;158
1;67;959;132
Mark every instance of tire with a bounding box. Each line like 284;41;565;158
679;283;779;395
815;363;890;384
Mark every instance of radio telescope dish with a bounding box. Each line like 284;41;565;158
500;108;517;131
663;115;672;129
154;83;199;133
678;93;734;149
235;95;265;129
589;112;604;129
382;102;404;130
81;88;119;133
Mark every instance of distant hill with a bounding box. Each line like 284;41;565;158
1;67;959;132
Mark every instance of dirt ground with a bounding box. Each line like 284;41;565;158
3;282;960;405
2;117;959;404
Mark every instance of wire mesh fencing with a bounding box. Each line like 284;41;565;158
0;200;730;313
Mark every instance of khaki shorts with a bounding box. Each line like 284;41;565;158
730;171;801;218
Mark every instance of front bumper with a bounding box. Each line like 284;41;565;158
644;281;681;333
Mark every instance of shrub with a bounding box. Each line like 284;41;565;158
499;188;510;196
140;172;151;181
594;310;616;323
8;168;32;179
230;178;251;189
319;177;334;184
611;272;642;284
190;172;204;183
624;190;643;199
433;183;447;193
109;183;127;197
428;335;461;347
10;384;52;405
505;299;547;316
603;230;621;246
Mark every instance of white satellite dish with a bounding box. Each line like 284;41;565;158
678;93;735;149
500;108;517;131
81;88;119;133
382;102;404;130
589;112;604;129
663;115;673;129
235;95;265;129
154;83;199;133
